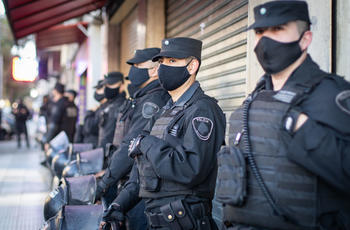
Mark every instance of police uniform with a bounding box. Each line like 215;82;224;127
43;83;67;143
75;80;107;147
98;72;126;149
62;97;78;143
98;48;170;230
105;38;226;230
216;1;350;230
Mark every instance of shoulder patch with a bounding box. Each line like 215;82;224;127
192;117;213;141
336;90;350;115
142;102;160;119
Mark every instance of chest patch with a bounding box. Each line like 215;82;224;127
192;117;213;141
336;90;350;115
142;102;160;119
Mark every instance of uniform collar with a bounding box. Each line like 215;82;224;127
166;81;200;109
263;54;322;91
108;92;126;103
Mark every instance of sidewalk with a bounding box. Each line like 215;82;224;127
0;139;51;229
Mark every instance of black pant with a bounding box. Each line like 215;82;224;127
16;124;29;147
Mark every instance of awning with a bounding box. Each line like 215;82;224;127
3;0;107;41
36;22;88;50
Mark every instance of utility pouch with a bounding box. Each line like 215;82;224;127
171;199;195;229
160;203;182;230
216;145;247;206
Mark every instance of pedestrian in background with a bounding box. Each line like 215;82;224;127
12;98;30;148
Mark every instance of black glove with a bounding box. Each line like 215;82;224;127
102;203;124;223
128;135;144;159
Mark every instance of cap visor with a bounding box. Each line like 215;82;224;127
152;50;191;62
126;56;148;65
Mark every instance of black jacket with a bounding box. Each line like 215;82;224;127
98;93;126;149
43;97;67;143
100;80;170;194
114;82;226;211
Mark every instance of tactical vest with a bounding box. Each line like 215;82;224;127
98;101;113;146
112;98;134;147
138;91;215;199
220;76;329;229
61;103;78;142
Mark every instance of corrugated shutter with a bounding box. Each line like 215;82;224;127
120;6;139;76
166;0;248;114
166;0;248;225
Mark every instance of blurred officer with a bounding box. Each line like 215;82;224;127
12;99;30;148
63;89;78;142
39;95;51;127
97;48;170;229
42;83;67;147
101;37;226;230
216;1;350;230
74;80;107;146
98;72;126;150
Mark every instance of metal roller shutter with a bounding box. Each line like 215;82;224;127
166;0;249;225
120;6;139;76
166;0;248;113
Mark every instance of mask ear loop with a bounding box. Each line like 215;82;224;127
185;58;195;75
298;30;307;52
185;58;194;67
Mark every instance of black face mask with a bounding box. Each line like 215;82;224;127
128;66;150;87
104;86;120;99
158;61;192;91
127;84;138;97
254;33;304;74
94;92;104;102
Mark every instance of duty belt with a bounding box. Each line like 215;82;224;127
145;201;211;228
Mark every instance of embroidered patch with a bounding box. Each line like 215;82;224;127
273;90;297;103
142;102;160;119
192;117;213;141
336;90;350;115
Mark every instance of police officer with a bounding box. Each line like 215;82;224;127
42;83;67;148
12;98;30;148
74;80;107;147
98;72;126;150
63;89;78;142
216;1;350;230
101;37;226;230
97;48;170;230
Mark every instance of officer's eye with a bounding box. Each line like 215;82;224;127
158;59;163;64
169;58;176;63
271;26;284;31
255;28;265;35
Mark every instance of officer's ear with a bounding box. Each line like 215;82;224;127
187;58;200;76
300;30;312;52
148;63;159;78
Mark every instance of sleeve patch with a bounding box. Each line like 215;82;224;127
336;90;350;116
192;117;214;141
142;102;160;119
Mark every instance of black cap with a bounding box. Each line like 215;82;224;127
127;48;161;65
103;72;124;85
93;80;105;89
66;89;77;98
54;83;65;94
247;0;311;30
152;37;202;63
